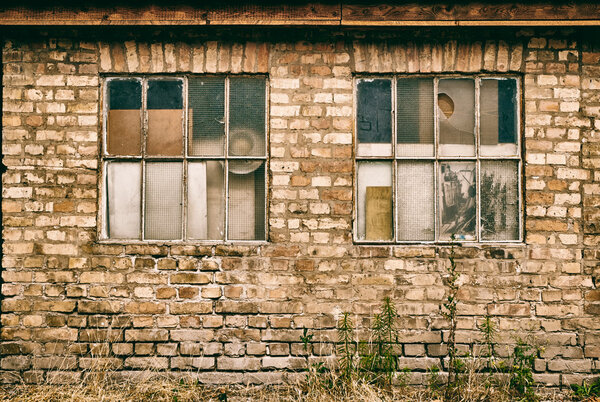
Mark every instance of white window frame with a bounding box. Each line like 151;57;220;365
98;74;269;243
353;74;523;244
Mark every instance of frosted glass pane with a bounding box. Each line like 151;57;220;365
107;79;141;156
357;79;392;157
228;161;265;240
438;79;475;157
397;78;434;157
188;77;225;156
106;162;141;239
481;161;519;241
188;161;225;240
397;161;434;241
480;78;518;156
357;161;393;241
438;162;476;241
144;162;183;240
147;79;183;156
229;77;266;157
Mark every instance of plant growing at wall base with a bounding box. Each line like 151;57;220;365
337;312;356;380
570;377;600;400
441;234;460;400
509;338;540;402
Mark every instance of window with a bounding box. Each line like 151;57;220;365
355;75;521;243
102;76;267;241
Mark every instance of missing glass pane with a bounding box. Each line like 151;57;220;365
357;79;392;156
438;162;476;241
147;79;183;156
144;162;183;240
397;78;434;156
397;161;434;241
107;79;142;156
480;78;518;156
188;161;225;240
481;161;519;241
106;162;141;239
188;77;225;156
228;161;265;240
357;161;393;241
438;79;475;157
229;77;266;157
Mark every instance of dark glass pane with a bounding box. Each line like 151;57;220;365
147;80;183;109
357;79;392;145
108;79;141;110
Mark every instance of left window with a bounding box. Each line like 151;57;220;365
102;76;267;242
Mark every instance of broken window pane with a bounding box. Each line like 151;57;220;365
188;161;225;240
188;77;225;156
397;78;434;156
147;79;183;156
480;78;518;156
228;161;265;240
438;161;476;241
107;79;142;156
357;161;393;241
357;79;392;157
106;161;141;239
229;77;266;157
481;160;519;241
144;162;183;240
397;161;434;241
438;79;475;157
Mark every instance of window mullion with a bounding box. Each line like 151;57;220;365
475;77;481;242
224;77;230;242
182;77;189;241
392;76;397;243
433;77;439;242
141;78;148;241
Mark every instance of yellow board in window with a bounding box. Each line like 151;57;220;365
366;186;393;241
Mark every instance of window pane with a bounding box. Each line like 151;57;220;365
107;79;142;156
397;78;434;157
144;162;183;240
357;161;393;241
481;161;519;241
480;78;518;156
357;79;392;157
106;162;141;239
147;79;183;156
438;79;475;157
228;161;265;240
229;77;266;157
438;162;476;241
397;161;434;241
188;161;225;240
188;77;225;156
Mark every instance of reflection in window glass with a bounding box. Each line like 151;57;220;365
481;161;519;241
357;79;392;156
438;79;475;157
357;161;393;241
397;78;434;156
480;78;518;156
107;79;142;156
438;162;476;241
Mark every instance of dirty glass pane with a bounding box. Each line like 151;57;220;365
438;161;476;241
357;79;392;157
229;77;266;157
147;79;183;156
397;78;434;157
397;161;434;241
438;79;475;157
188;161;225;240
106;162;141;239
357;161;393;241
107;79;142;156
144;162;183;240
481;160;519;241
188;77;225;156
480;78;518;156
228;161;265;240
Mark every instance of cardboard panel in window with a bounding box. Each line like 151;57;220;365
147;79;183;156
107;79;142;156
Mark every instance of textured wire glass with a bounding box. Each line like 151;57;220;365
227;161;265;240
188;77;225;156
480;78;518;156
144;162;183;240
481;160;519;241
396;161;434;241
438;79;475;157
438;161;477;241
229;77;266;157
356;161;393;241
188;161;225;240
397;78;434;156
106;162;141;239
106;79;142;156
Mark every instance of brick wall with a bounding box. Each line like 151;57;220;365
1;28;599;386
